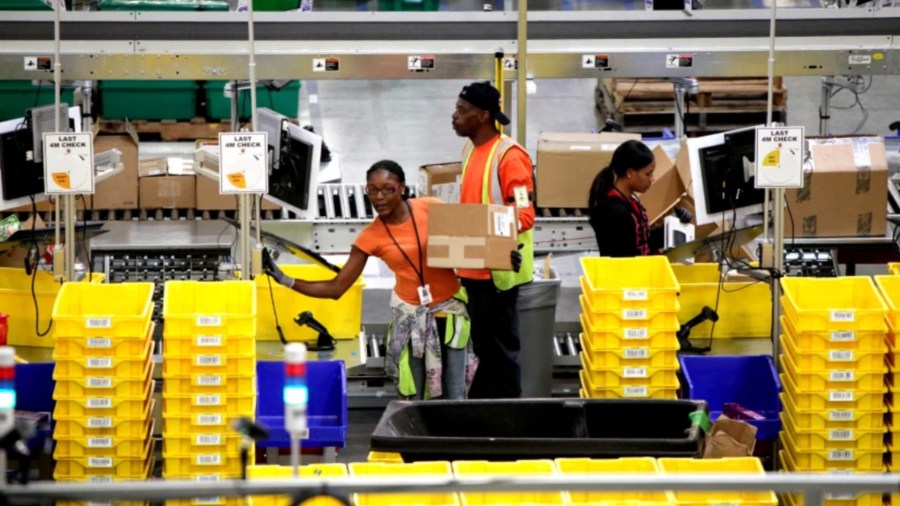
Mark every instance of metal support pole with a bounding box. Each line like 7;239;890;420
230;81;239;132
673;84;687;139
819;78;833;136
65;194;76;280
290;436;301;478
247;0;262;276
766;0;783;366
515;0;527;146
52;0;64;280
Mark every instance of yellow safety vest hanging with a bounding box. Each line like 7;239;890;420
461;135;534;291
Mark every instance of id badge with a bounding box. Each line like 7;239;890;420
417;284;433;306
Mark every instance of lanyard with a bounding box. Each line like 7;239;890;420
381;201;426;287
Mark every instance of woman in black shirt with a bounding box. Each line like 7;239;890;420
588;140;656;257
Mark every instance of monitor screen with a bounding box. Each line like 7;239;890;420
688;126;766;225
267;123;321;220
0;122;44;201
28;103;70;164
257;107;285;171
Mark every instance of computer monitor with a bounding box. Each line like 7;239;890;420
28;103;70;164
687;126;766;225
257;107;286;172
267;122;321;220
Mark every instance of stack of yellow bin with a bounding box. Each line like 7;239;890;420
578;256;680;399
162;280;258;506
51;282;156;496
659;457;777;506
779;277;888;506
875;275;900;506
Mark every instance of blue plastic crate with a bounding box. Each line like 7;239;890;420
679;355;781;442
256;360;347;449
14;363;54;456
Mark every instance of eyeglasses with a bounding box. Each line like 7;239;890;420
365;184;401;196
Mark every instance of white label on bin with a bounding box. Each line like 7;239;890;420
712;503;738;506
196;395;222;406
829;391;855;401
197;316;222;327
624;348;649;359
829;429;854;440
622;309;648;320
196;335;223;347
830;371;855;382
829;410;854;420
196;475;222;482
830;330;856;342
87;337;112;348
193;498;223;505
828;449;854;461
86;317;112;328
623;386;649;397
195;434;222;446
87;397;112;409
88;457;114;468
623;367;648;378
88;437;114;448
87;357;113;369
87;377;113;388
196;454;222;466
830;311;855;322
88;476;114;484
623;289;648;301
196;355;223;366
827;493;857;501
829;350;855;361
624;328;648;340
196;375;223;386
88;417;113;428
87;502;112;506
197;414;224;425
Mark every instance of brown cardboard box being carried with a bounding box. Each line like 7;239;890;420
536;132;640;209
427;203;518;270
784;137;888;238
418;162;462;203
702;415;757;459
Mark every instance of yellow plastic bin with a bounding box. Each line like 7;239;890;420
670;263;772;338
366;451;404;463
248;464;348;506
162;351;256;377
578;333;678;368
781;370;886;411
579;312;679;350
781;315;887;352
579;369;679;399
780;277;887;332
780;412;884;452
875;275;900;330
779;431;885;471
52;338;153;379
453;460;564;506
580;352;679;387
658;457;776;506
779;352;886;392
555;457;667;506
162;393;256;418
53;378;154;418
54;420;154;459
163;281;257;337
580;295;680;333
51;282;152;339
350;461;457;506
53;362;153;398
580;256;680;310
255;265;363;341
781;333;887;372
54;403;154;438
162;373;256;397
780;393;885;431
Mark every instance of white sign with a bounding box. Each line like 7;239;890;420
218;132;268;194
43;132;94;194
755;126;804;188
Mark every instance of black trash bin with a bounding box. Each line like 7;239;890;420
370;398;706;461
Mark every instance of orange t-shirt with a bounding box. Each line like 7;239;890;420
354;197;460;306
458;135;535;280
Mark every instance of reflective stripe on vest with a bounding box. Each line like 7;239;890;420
461;135;534;290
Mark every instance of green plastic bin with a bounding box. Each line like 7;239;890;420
378;0;438;10
98;0;228;9
254;0;298;10
0;81;75;122
204;80;301;121
100;80;199;121
0;0;52;9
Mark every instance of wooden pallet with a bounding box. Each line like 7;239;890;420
97;118;231;141
601;77;788;109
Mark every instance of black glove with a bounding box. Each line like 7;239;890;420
510;244;524;273
262;248;294;288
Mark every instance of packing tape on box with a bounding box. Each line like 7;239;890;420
428;236;489;269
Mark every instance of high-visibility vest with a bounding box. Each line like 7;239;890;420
461;135;534;291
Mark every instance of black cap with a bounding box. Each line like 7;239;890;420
459;81;510;126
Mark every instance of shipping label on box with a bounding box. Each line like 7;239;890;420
536;132;640;209
427;203;518;270
784;137;888;238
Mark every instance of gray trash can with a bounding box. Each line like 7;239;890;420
518;271;562;398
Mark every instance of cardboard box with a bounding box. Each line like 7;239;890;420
427;203;518;270
139;175;196;209
139;158;168;178
784;137;888;238
418;162;462;203
702;415;757;458
535;132;640;209
639;145;690;226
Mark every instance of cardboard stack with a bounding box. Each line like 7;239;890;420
778;277;888;506
578;256;681;400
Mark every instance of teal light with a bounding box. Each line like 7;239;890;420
0;390;16;410
283;385;308;406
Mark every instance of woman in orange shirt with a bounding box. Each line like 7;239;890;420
263;160;477;400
